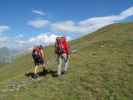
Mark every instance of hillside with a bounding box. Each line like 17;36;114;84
0;22;133;100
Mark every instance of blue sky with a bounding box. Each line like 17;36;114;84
0;0;133;50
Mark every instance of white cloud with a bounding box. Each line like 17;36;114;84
51;6;133;34
79;7;133;26
0;36;8;42
28;19;50;28
0;36;13;48
1;6;133;51
15;33;71;50
51;20;113;34
29;33;58;45
51;21;78;33
32;10;46;16
120;6;133;19
28;33;71;45
29;7;133;34
0;25;10;33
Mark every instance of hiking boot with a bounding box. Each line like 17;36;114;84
62;71;67;75
43;69;48;73
32;74;39;79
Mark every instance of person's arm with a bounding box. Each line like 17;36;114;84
41;49;48;64
41;49;46;59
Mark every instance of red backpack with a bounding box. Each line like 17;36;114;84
55;37;69;55
32;47;42;60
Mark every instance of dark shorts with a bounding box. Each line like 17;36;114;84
33;58;44;66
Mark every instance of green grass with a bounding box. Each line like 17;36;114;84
0;22;133;100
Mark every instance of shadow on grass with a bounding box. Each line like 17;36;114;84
25;70;58;78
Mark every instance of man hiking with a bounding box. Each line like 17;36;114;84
55;36;70;76
32;45;47;78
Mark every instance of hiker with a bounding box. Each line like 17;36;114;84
32;45;47;78
55;36;70;76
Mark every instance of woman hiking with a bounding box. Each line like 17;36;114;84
32;45;47;78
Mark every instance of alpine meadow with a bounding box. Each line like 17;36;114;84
0;22;133;100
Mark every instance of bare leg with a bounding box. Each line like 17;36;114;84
57;56;62;76
42;64;45;70
63;54;69;72
64;60;69;72
33;65;39;78
42;63;48;73
34;65;38;74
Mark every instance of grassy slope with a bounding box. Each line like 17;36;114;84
0;23;133;100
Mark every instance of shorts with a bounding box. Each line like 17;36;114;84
34;58;44;66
